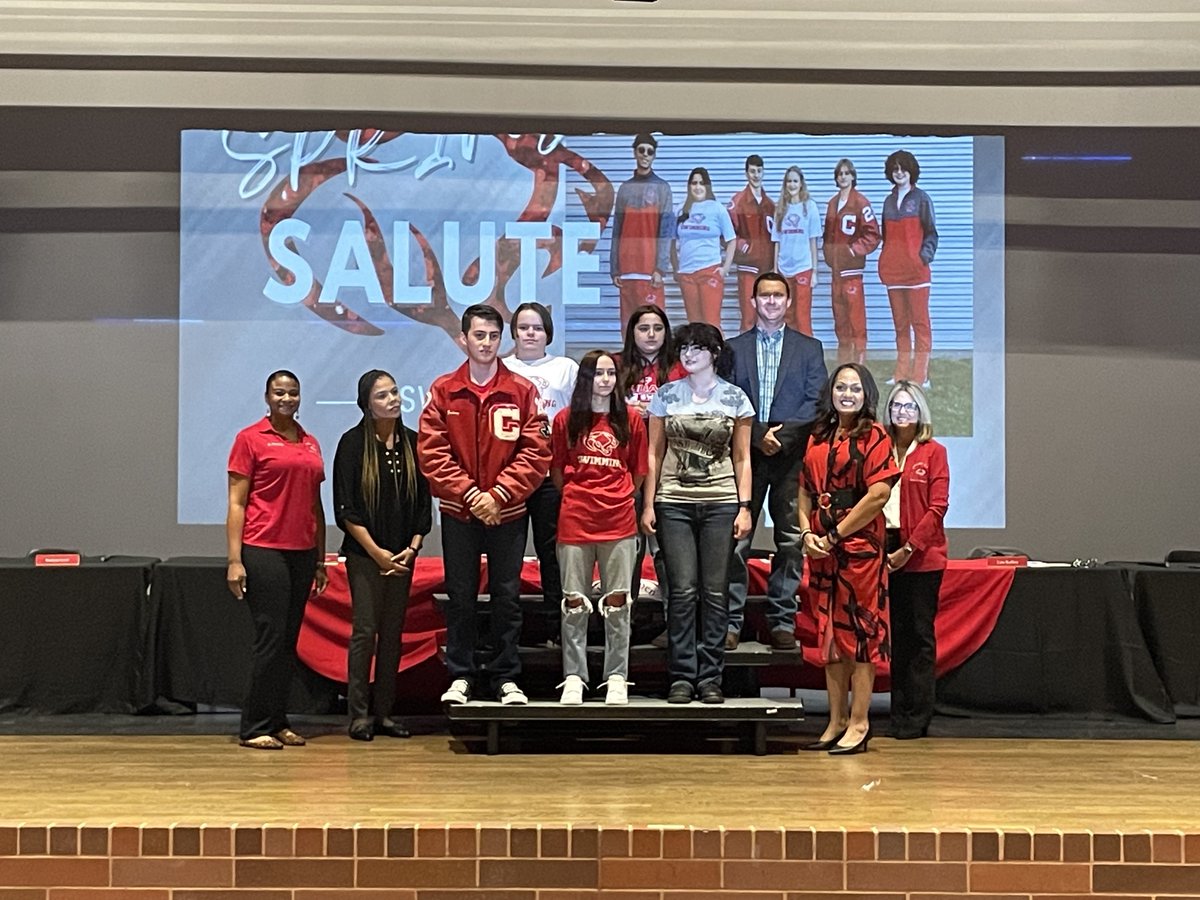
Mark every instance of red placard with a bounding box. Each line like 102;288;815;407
985;555;1028;567
34;553;81;567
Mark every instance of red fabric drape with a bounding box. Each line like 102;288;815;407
297;558;1015;690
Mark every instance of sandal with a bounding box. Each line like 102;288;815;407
239;735;283;750
273;728;306;746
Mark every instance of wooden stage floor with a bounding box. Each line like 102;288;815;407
4;732;1198;832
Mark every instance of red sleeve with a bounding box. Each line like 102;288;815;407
908;441;949;551
863;425;900;487
628;413;648;477
550;409;570;473
416;384;475;503
227;430;255;478
493;385;553;505
850;199;881;257
801;436;820;495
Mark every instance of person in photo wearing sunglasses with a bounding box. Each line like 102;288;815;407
610;132;674;329
882;380;949;740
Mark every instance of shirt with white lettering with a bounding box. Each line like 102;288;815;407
552;409;648;544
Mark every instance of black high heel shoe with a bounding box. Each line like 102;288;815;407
801;728;846;752
828;725;871;755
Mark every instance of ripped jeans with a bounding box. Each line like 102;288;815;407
557;537;638;683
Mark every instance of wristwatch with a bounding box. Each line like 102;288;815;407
737;500;752;510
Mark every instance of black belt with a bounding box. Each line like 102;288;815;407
812;489;862;511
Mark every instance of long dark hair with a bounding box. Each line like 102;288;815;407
811;363;880;442
677;166;716;225
567;350;631;447
618;304;674;399
355;369;417;520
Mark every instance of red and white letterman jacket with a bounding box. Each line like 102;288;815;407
417;362;551;523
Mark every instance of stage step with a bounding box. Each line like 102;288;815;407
446;696;804;755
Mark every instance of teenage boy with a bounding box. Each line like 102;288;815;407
610;132;674;328
419;304;552;705
728;154;776;333
725;272;827;650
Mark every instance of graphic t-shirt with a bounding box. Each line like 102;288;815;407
647;377;755;504
502;354;578;431
772;200;822;276
674;199;736;274
551;410;648;544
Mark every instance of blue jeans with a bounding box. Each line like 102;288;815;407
727;451;803;635
655;501;737;688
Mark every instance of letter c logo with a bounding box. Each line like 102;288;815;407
492;408;521;441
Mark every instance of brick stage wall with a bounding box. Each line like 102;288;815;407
0;825;1198;896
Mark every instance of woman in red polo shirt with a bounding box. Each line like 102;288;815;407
226;370;328;750
883;380;949;740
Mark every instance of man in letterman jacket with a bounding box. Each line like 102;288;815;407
419;304;551;707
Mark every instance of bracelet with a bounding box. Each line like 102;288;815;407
737;500;752;510
828;525;841;545
408;545;422;554
800;529;813;540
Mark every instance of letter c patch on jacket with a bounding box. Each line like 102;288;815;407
492;406;521;441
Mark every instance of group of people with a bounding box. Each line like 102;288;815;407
224;273;949;755
610;134;939;385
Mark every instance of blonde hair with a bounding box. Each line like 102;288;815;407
775;165;811;228
884;380;934;444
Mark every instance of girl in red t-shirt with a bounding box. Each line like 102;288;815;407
551;351;648;705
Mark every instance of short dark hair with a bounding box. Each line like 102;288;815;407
632;132;658;150
753;271;790;300
461;304;503;333
510;301;554;342
265;369;299;393
745;154;764;170
674;321;724;359
885;150;920;185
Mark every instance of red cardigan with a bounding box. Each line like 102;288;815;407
897;439;949;571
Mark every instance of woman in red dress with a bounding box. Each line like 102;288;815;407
798;363;898;754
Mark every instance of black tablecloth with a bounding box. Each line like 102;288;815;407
1127;566;1200;717
0;557;157;714
144;557;338;714
937;567;1174;722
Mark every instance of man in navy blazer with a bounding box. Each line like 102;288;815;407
725;272;827;649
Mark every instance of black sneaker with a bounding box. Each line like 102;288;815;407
667;681;693;704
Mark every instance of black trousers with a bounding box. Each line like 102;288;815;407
526;476;564;624
345;552;412;724
239;544;317;740
889;567;943;736
441;514;527;694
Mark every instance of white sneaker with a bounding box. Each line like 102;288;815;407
558;675;585;705
605;675;630;706
498;682;528;706
440;679;470;705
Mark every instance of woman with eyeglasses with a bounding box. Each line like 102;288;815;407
798;363;898;754
642;322;754;704
672;166;736;329
772;165;822;336
882;380;949;739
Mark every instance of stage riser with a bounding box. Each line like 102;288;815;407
2;824;1198;895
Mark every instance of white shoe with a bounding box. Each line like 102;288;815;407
440;679;470;705
605;675;630;706
558;675;585;706
498;682;528;706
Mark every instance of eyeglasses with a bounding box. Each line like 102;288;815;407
636;146;656;156
678;344;711;355
889;401;918;414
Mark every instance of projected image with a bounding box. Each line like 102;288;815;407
179;130;1003;527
